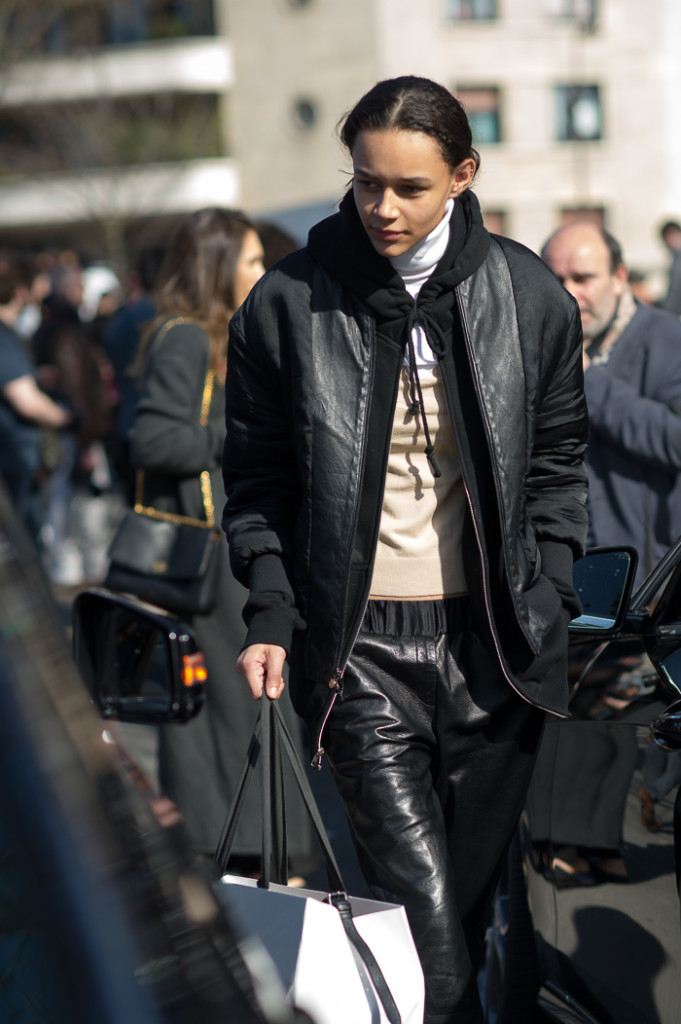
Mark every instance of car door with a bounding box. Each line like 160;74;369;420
523;543;681;1024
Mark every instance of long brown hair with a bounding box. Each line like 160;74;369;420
138;207;254;371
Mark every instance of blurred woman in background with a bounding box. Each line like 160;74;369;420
129;207;311;875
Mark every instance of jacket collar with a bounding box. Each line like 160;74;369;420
307;188;490;327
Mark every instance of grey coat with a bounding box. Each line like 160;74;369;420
584;302;681;585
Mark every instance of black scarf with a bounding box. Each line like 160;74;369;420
307;188;491;474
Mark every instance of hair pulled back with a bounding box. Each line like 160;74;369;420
340;76;480;178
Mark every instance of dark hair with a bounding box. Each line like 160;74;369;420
135;246;165;293
540;221;624;274
0;252;32;306
143;207;254;366
254;221;299;270
660;220;681;251
601;228;624;273
339;76;480;177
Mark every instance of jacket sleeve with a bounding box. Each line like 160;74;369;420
527;301;590;614
222;298;306;654
130;322;223;475
583;316;681;471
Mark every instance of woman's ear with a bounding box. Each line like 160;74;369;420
450;158;477;197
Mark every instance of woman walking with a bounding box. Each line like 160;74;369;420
130;208;310;875
223;79;588;1023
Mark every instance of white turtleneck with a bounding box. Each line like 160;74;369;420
389;198;454;368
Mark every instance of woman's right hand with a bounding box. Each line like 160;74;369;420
236;644;287;700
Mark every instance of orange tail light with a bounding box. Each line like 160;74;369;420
182;651;207;687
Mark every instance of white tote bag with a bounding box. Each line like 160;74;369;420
213;698;425;1024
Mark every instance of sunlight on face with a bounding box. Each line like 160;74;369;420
351;129;475;258
234;229;265;310
543;224;627;342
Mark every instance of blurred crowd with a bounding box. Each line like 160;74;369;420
0;218;298;591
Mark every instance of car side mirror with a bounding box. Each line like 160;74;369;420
569;546;637;633
72;588;205;724
651;697;681;752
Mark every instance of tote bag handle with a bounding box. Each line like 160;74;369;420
214;697;402;1024
214;696;345;893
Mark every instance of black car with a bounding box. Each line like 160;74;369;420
485;545;681;1024
7;458;680;1024
76;541;681;1024
0;486;312;1024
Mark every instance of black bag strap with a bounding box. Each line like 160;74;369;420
268;699;346;892
329;893;401;1024
214;718;262;873
260;682;288;887
214;697;344;892
214;697;401;1023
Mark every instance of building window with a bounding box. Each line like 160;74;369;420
555;85;602;141
0;94;222;176
6;0;216;55
444;0;496;21
545;0;596;29
457;87;501;144
293;99;318;131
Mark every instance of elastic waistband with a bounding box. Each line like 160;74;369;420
362;596;469;638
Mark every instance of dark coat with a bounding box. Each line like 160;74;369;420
130;319;312;860
584;301;681;584
223;196;589;753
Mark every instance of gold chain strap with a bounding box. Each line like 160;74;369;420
134;317;217;530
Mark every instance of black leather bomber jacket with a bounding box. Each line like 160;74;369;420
223;231;589;757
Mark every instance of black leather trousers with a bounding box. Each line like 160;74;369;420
323;598;545;1024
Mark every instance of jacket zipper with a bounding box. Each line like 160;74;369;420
311;678;342;770
312;318;379;769
455;292;563;717
312;319;411;768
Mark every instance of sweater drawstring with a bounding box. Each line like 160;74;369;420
405;309;442;479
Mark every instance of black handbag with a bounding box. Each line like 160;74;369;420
105;320;221;617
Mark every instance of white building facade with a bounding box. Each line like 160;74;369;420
0;0;679;282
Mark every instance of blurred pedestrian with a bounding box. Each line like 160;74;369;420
223;76;588;1024
658;219;681;315
0;253;74;542
542;220;681;584
627;268;653;306
14;257;51;342
80;264;123;330
31;261;116;584
103;248;161;503
130;208;313;875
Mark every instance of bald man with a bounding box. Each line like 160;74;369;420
542;221;681;584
